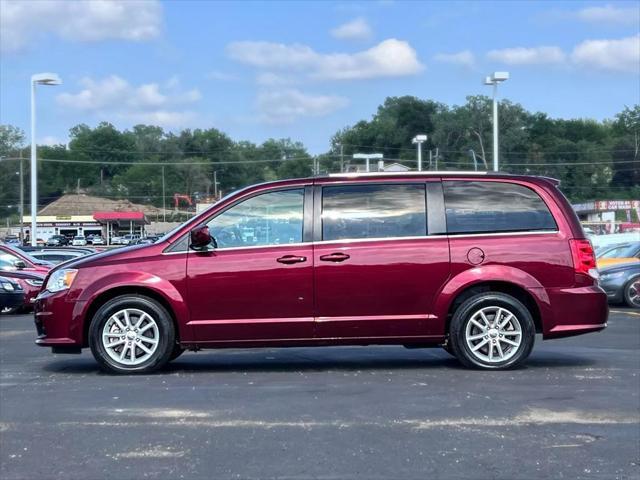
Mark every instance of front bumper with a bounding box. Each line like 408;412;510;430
34;289;86;349
598;277;626;304
542;285;609;339
1;292;25;309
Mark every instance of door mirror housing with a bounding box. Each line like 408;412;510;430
190;224;216;250
14;260;27;270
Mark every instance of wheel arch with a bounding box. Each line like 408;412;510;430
435;266;549;336
82;286;183;347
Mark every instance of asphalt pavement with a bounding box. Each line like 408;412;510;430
1;309;639;480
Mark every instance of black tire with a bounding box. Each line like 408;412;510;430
88;295;175;374
169;343;185;361
449;292;536;370
623;277;640;308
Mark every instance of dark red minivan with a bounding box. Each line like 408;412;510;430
34;172;607;373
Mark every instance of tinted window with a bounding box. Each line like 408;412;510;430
444;181;557;234
322;184;427;241
207;189;304;248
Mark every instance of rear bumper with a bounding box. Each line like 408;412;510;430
33;290;85;348
542;285;609;339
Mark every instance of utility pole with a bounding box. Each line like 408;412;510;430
213;171;220;199
19;149;24;242
339;143;344;172
162;166;166;223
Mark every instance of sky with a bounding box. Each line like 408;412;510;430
1;0;639;154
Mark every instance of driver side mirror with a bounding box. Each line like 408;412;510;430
14;260;27;270
190;224;217;251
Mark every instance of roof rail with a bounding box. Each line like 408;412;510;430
328;171;490;178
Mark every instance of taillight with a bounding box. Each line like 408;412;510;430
569;239;597;277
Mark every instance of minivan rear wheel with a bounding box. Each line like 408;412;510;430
89;295;175;374
449;292;535;369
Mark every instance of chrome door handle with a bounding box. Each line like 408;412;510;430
319;252;350;262
277;255;307;265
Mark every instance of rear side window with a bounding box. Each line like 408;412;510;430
322;184;427;241
443;181;557;234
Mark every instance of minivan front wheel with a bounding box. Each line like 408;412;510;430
449;292;535;369
89;295;175;374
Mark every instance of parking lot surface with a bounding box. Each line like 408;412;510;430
1;310;639;480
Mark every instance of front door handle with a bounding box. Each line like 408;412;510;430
277;255;307;265
319;252;350;262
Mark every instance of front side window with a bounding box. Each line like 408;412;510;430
443;181;557;234
207;189;304;248
322;184;427;241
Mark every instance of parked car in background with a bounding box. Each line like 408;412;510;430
0;244;52;273
110;235;123;245
91;236;105;246
35;172;607;374
72;236;87;246
28;249;90;265
46;235;69;247
121;234;141;245
599;262;640;308
596;241;640;269
136;235;160;245
0;270;44;312
3;235;22;246
0;276;25;314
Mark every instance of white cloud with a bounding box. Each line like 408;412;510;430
571;35;640;73
56;75;200;128
330;17;373;41
0;0;162;53
257;89;349;124
227;38;423;80
256;73;297;87
487;46;566;65
576;4;640;25
433;50;475;68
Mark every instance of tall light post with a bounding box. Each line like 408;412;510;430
353;153;383;172
30;73;62;246
484;71;509;172
411;134;427;171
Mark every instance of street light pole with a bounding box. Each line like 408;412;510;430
30;72;61;246
411;134;427;171
484;72;509;172
19;150;24;243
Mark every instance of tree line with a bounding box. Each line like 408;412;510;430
0;96;638;223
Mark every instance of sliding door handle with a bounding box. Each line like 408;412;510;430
319;252;350;262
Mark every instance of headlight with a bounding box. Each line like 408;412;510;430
600;271;625;281
1;282;14;291
45;269;78;293
24;279;43;287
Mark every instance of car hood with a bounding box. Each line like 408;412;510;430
56;242;160;271
0;269;46;281
599;261;640;275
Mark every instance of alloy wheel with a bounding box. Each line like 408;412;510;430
465;306;522;363
101;308;160;366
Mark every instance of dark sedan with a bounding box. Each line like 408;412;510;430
0;276;25;313
599;262;640;308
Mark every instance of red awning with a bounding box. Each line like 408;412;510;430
93;211;147;223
